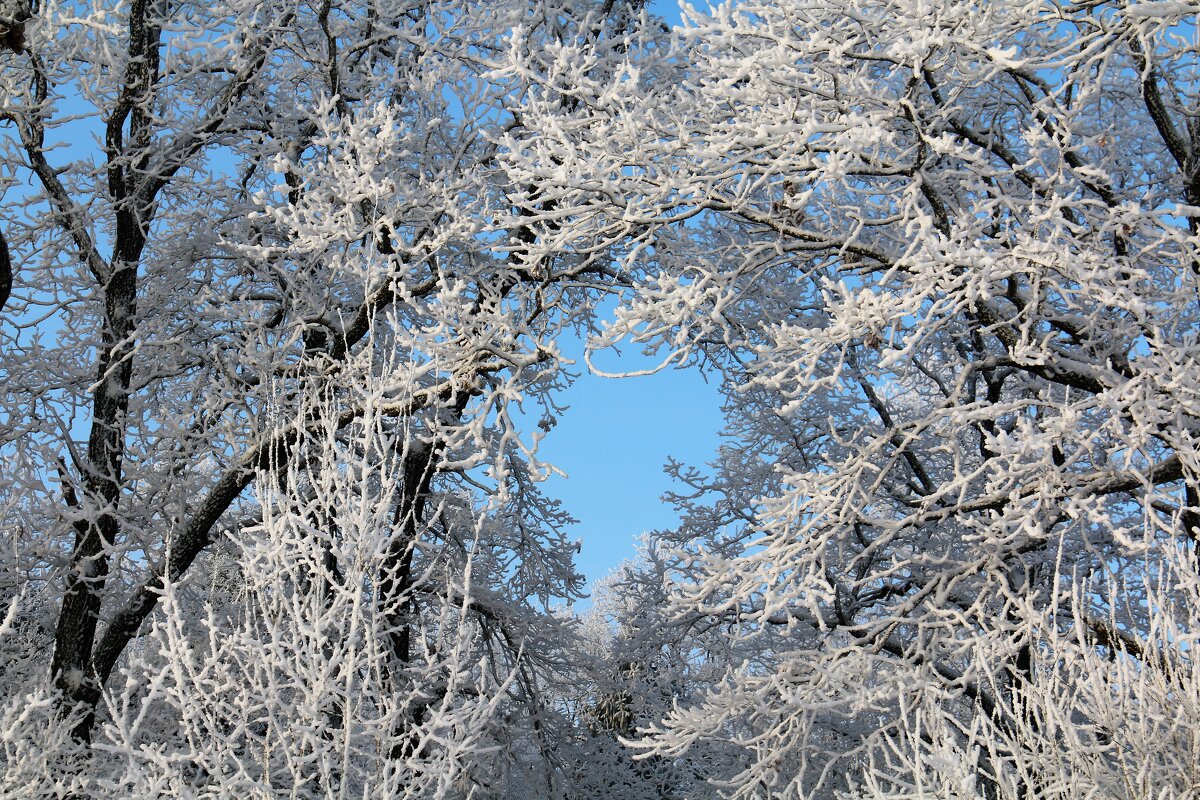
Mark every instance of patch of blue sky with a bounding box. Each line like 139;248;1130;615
533;307;723;600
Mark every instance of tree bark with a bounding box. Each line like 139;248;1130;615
49;0;156;742
380;439;437;760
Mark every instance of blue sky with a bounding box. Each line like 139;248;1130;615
537;326;724;599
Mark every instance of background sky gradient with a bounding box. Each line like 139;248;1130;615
537;327;723;601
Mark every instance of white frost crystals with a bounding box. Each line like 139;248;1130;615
505;0;1200;798
3;0;1200;798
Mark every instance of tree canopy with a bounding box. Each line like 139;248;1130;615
1;0;1198;798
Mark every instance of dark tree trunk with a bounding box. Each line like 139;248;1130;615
0;227;11;314
379;439;437;760
49;0;157;743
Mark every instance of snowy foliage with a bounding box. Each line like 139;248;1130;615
3;0;1200;797
0;0;636;795
507;0;1200;797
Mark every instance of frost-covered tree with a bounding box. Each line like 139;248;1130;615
9;0;1200;796
0;0;659;795
506;1;1200;797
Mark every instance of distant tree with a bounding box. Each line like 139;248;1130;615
574;540;756;800
506;1;1200;797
